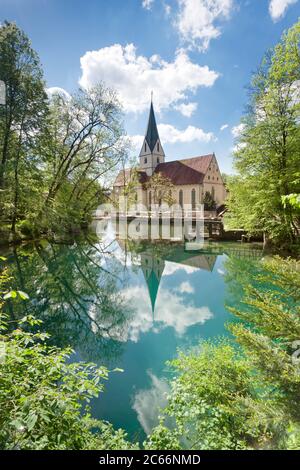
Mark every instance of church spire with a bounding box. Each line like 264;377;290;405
145;101;159;152
139;97;165;176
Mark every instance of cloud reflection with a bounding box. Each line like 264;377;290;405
132;371;170;435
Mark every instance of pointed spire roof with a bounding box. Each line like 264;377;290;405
147;270;160;315
145;101;159;152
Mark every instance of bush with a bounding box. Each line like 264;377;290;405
0;266;137;450
147;257;300;450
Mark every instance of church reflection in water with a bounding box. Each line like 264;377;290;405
139;245;217;314
95;219;262;318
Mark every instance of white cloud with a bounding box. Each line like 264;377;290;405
231;142;246;153
129;122;215;150
46;87;71;101
269;0;298;21
127;134;144;151
79;44;219;114
158;123;215;144
178;281;195;294
163;261;199;275
174;101;198;117
176;0;234;51
220;123;228;131
164;3;172;15
231;123;245;138
93;283;213;342
142;0;154;10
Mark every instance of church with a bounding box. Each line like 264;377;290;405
113;101;227;210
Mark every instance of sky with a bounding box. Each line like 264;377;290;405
0;0;299;173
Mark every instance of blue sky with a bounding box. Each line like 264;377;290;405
1;0;299;173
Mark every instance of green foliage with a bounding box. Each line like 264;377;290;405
0;21;48;236
225;21;300;246
146;341;276;450
282;193;300;211
0;267;136;450
113;167;140;209
5;239;134;363
147;256;300;450
144;421;181;450
0;22;129;242
145;172;175;206
227;257;300;426
203;191;216;210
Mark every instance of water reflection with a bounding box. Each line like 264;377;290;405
132;372;170;436
2;224;264;440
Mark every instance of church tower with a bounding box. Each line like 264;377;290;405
139;100;165;176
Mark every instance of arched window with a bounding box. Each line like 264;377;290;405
148;191;152;209
179;189;183;208
157;157;159;163
211;186;215;200
157;142;159;152
158;190;162;206
191;188;196;210
144;157;147;164
144;142;147;152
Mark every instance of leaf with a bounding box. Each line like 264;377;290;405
113;368;124;373
3;291;17;300
11;419;25;431
27;413;38;431
17;290;29;300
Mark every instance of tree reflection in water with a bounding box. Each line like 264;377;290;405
4;235;134;364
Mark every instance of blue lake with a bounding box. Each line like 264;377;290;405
2;224;264;442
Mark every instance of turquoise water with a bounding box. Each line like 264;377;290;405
2;224;263;441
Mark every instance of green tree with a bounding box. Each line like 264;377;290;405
0;263;136;450
145;172;175;207
203;190;216;210
4;237;134;363
225;20;300;247
0;22;48;235
0;22;129;243
37;85;127;233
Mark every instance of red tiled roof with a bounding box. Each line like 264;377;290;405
113;154;214;187
113;169;148;187
155;154;214;185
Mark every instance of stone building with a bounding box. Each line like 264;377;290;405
113;101;227;209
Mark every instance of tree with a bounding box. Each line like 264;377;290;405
0;262;136;450
113;167;140;210
4;237;134;363
0;22;48;235
225;20;300;247
0;22;129;242
38;85;127;232
203;191;216;210
145;172;175;207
